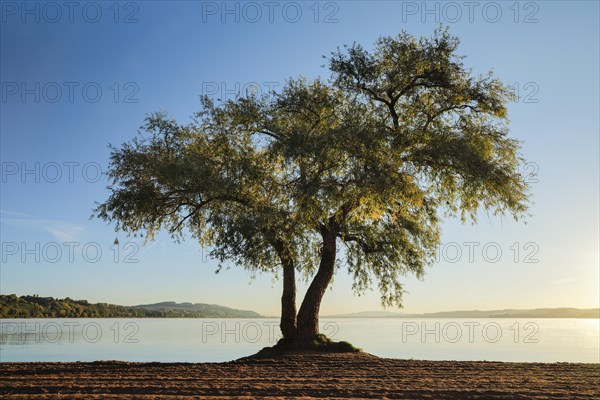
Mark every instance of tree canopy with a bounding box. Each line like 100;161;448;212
95;27;530;342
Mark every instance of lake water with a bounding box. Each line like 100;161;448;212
1;318;598;363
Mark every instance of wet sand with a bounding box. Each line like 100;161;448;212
1;353;599;399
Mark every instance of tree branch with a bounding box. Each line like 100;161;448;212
169;199;215;233
255;130;283;141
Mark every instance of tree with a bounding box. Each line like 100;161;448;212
94;28;530;346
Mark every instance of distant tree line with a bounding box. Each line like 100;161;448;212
0;294;227;318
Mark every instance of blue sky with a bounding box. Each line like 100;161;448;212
1;1;598;315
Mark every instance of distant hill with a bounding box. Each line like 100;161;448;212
327;308;600;319
0;294;262;318
131;301;261;318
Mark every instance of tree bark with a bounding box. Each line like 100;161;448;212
274;240;297;340
296;223;337;341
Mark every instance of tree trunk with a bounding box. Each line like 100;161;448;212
280;259;297;339
274;240;297;340
296;224;337;342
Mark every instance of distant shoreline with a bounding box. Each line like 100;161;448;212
0;295;262;319
2;295;598;319
325;308;600;319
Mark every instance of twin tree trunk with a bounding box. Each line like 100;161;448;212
278;225;337;344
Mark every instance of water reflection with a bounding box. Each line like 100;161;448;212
1;318;598;363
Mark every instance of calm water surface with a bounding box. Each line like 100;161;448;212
1;318;598;363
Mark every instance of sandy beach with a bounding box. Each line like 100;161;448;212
1;353;599;399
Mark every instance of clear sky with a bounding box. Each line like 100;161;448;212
1;1;598;316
